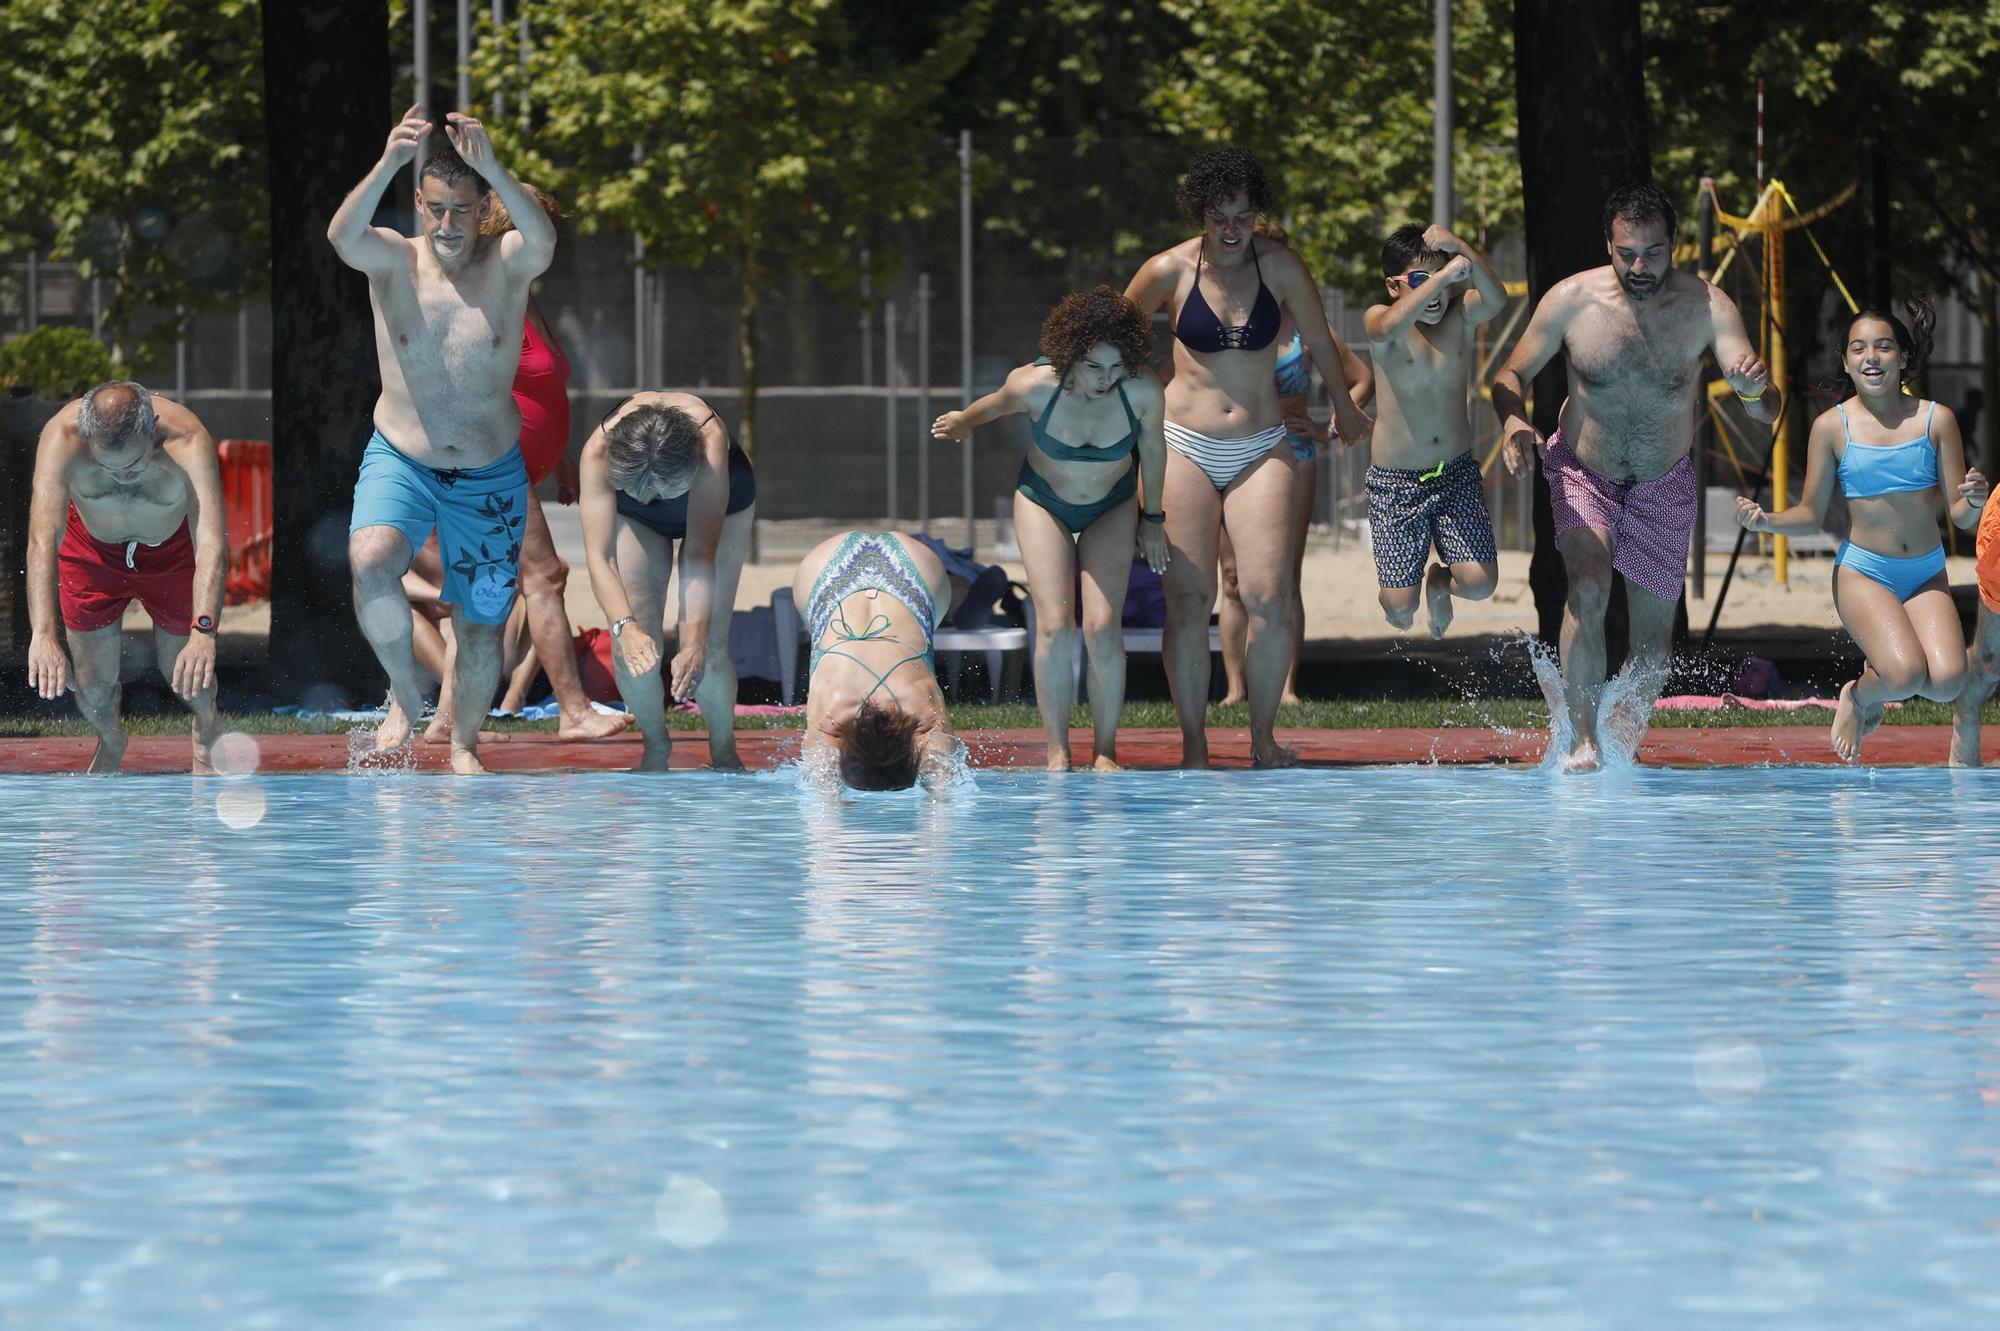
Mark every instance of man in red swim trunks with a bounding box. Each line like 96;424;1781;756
25;381;227;773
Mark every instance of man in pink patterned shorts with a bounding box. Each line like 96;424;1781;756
1491;184;1781;772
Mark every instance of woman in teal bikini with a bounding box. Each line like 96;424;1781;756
933;288;1169;770
793;530;962;790
1737;298;1988;761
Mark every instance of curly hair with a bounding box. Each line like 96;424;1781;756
1175;147;1277;227
829;701;923;790
1038;286;1153;381
480;182;563;238
1826;297;1936;402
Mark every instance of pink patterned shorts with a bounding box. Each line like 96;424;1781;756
1545;431;1697;602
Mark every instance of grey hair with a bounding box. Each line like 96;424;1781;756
78;380;157;452
605;404;705;498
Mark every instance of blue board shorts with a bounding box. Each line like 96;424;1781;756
349;430;528;625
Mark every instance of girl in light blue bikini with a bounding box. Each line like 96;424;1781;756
1737;299;1988;761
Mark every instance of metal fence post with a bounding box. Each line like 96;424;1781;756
885;300;899;525
917;272;931;533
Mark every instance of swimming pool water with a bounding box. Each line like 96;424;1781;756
3;768;1999;1328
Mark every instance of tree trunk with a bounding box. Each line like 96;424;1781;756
739;180;761;561
1512;0;1658;660
261;0;392;703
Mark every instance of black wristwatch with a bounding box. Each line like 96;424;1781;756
193;614;218;636
1140;509;1166;525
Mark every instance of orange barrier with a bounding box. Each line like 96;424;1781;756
218;439;272;605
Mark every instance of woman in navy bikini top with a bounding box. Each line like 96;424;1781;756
1736;299;1987;762
1118;146;1373;770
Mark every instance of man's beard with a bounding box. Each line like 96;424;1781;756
1620;270;1662;300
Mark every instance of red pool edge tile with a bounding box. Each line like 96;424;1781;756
1;725;1989;774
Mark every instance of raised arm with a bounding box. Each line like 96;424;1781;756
577;428;658;681
1708;284;1781;426
443;112;555;279
1426;225;1507;328
328;105;428;274
668;417;735;702
1366;254;1475;345
25;412;78;699
159;400;227;699
932;363;1035;441
1266;248;1374;447
1491;279;1578;475
1736;408;1840;536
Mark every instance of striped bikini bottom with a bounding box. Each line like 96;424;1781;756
1163;420;1289;491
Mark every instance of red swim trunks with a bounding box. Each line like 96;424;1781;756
58;503;197;636
1544;430;1697;602
1978;492;2000;614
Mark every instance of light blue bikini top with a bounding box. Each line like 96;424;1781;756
1837;401;1938;499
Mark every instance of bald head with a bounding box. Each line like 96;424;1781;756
78;381;158;453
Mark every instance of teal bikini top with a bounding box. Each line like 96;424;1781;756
1837;401;1939;499
1029;358;1140;463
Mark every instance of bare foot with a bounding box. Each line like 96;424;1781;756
1424;564;1455;639
708;747;746;772
449;747;490;775
1383;603;1416;632
1091;754;1123;772
422;710;453;745
191;736;218;776
1251;742;1300;769
1561;737;1602;774
1045;748;1073;772
635;744;673;773
1218;692;1247;707
559;708;634;741
376;703;413;752
1600;690;1654;762
1950;711;1984;768
1278;691;1303;707
1858;696;1887;742
85;733;128;774
1830;681;1864;762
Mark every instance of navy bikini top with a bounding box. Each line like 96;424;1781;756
1173;237;1282;354
1028;358;1140;462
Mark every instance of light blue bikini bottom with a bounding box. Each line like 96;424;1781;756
1835;541;1946;602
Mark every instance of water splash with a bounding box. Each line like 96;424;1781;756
346;725;417;774
1517;633;1661;772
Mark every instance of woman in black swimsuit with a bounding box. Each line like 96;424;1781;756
1123;148;1373;767
578;391;757;771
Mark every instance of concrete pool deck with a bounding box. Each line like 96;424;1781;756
1;724;1990;774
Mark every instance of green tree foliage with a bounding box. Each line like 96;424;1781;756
1149;0;1521;295
478;0;985;462
0;326;118;398
1645;1;2000;464
1646;3;2000;328
0;0;267;367
926;0;1192;276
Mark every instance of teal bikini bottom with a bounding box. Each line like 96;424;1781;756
1016;461;1137;536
